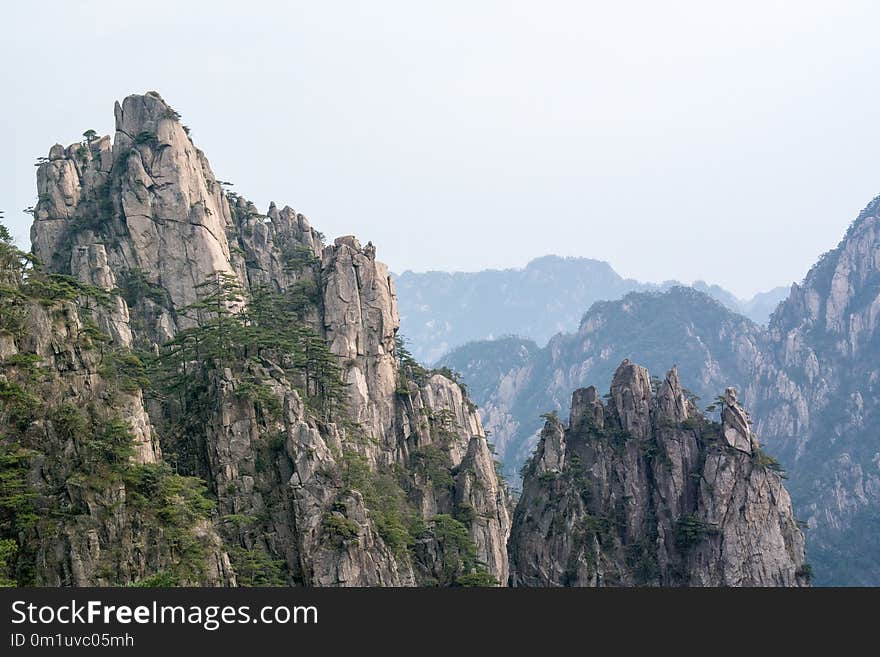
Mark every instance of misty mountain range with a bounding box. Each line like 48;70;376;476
394;256;789;364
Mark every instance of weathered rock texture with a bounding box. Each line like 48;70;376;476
754;196;880;586
9;92;511;586
509;360;809;587
0;285;235;586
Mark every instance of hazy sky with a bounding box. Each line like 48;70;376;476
3;1;879;297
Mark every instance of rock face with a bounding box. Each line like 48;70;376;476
5;92;511;587
321;235;399;443
755;195;880;586
0;274;235;586
509;360;809;587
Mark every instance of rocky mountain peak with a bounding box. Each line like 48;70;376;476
509;360;809;587
32;92;241;343
752;192;880;584
113;91;175;144
4;92;512;587
609;359;653;440
656;366;690;423
569;385;604;430
722;387;755;454
770;194;880;343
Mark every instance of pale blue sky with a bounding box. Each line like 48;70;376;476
3;0;879;297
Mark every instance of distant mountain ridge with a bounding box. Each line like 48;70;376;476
394;255;788;363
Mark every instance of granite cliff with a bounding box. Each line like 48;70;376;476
1;92;510;586
755;196;880;585
510;360;809;586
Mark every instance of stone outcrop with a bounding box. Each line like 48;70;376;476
10;91;511;587
509;360;809;587
0;295;235;586
322;235;399;443
721;388;754;454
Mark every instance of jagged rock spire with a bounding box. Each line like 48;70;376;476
569;385;604;430
510;359;808;587
533;412;566;475
657;366;690;422
722;387;755;454
609;358;653;440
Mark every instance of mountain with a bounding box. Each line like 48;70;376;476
395;257;788;363
1;92;510;586
446;195;880;585
691;281;790;324
442;286;777;480
755;195;880;586
0;91;808;588
740;286;791;323
510;361;809;587
394;256;642;363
